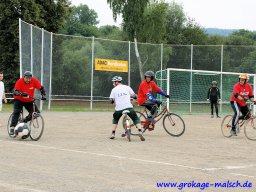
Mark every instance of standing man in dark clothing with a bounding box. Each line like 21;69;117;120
207;81;221;118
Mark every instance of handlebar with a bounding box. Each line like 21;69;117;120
18;92;46;101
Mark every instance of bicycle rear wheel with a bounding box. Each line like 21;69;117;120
244;117;256;141
122;111;146;134
221;115;233;138
29;113;44;141
7;113;22;138
162;113;185;137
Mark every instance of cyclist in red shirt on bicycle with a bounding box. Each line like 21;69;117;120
9;71;46;136
138;71;169;122
230;73;255;136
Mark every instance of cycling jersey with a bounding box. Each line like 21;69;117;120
230;82;253;107
14;77;42;102
138;80;162;106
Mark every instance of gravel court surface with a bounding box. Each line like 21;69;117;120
0;112;255;192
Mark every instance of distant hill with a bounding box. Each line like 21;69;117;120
205;28;238;36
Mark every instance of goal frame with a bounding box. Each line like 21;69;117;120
164;68;256;115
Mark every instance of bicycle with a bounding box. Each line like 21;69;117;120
221;103;256;141
7;95;45;141
122;109;145;142
123;101;185;137
122;110;132;142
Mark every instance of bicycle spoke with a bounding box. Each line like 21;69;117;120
244;118;256;141
163;113;185;137
29;113;44;141
221;115;233;138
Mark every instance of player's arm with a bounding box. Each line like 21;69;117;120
153;83;169;98
217;88;221;100
233;86;247;101
207;88;210;100
248;86;254;102
109;90;115;104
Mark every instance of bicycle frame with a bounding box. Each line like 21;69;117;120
140;101;169;123
237;103;255;129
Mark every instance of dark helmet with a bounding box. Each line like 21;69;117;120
144;71;155;80
24;71;32;78
211;81;217;85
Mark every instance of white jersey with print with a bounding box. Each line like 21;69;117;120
0;81;5;106
110;84;134;111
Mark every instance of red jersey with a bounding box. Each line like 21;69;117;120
14;77;42;102
230;82;253;107
138;80;162;105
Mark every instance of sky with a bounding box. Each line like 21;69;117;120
71;0;256;31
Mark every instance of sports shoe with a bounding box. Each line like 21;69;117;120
230;129;237;136
211;115;214;118
217;115;221;118
9;127;16;137
138;131;145;141
109;133;115;139
121;132;127;137
146;118;156;123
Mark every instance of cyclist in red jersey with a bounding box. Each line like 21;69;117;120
230;73;255;136
138;71;169;122
9;71;46;136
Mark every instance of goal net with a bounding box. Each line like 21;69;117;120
155;68;256;114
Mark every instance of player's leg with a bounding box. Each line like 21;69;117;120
110;111;122;139
23;102;34;122
127;108;145;141
214;101;220;118
10;100;23;135
210;101;214;118
230;101;240;136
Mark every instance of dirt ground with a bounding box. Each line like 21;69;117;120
0;112;255;192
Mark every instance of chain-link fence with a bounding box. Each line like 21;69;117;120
19;19;256;112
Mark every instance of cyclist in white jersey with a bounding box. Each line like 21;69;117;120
0;72;8;127
109;76;145;141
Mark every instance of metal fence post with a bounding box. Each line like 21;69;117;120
90;36;95;110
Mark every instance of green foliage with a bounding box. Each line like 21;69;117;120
98;25;124;40
61;4;99;37
107;0;151;41
138;2;169;43
0;0;70;91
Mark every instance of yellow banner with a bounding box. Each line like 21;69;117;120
95;58;128;72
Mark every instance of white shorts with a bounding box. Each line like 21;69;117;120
0;104;2;112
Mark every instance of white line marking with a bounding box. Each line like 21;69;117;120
0;182;48;192
1;139;256;174
230;173;256;178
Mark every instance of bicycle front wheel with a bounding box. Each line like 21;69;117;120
221;115;233;138
244;117;256;141
7;113;22;138
29;113;44;141
163;113;185;137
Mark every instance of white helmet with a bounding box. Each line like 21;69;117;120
14;123;30;139
112;76;122;82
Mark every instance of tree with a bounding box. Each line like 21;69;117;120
165;1;186;44
61;4;99;36
138;2;169;44
107;0;151;80
0;0;70;91
98;25;124;40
